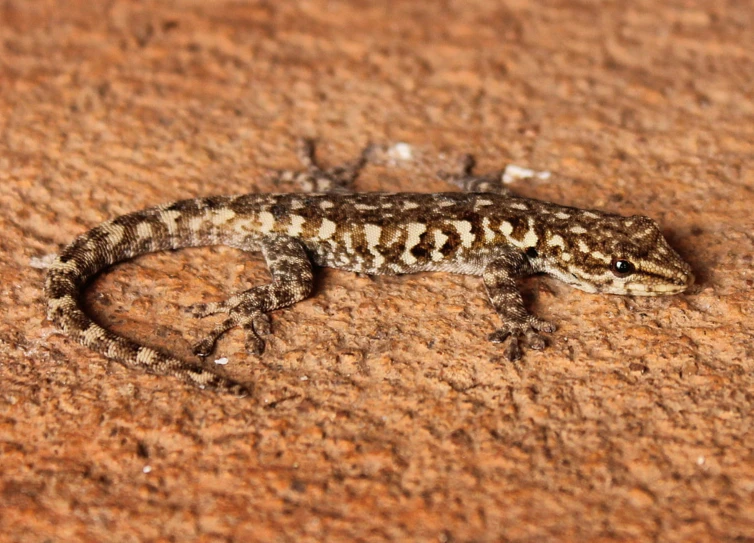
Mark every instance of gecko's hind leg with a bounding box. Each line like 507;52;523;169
438;153;512;195
267;138;371;193
187;235;314;358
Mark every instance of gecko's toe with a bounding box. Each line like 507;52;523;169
488;328;511;344
242;320;267;356
244;334;266;356
526;330;547;351
252;313;272;336
192;337;217;358
529;317;556;334
503;336;523;361
192;316;236;357
489;327;522;361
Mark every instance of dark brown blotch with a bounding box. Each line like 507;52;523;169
410;229;433;261
439;229;462;256
164;199;197;213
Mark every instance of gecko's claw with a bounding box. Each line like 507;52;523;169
242;321;266;356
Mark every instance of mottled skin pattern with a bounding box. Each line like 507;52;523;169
45;141;694;396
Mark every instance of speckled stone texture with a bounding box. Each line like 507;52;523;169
1;1;753;541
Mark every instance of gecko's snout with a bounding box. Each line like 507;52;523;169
684;270;695;288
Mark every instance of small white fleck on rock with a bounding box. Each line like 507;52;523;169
143;465;152;474
502;164;552;185
388;142;413;161
214;357;229;365
696;456;705;466
29;254;58;269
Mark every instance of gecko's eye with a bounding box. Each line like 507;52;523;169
525;247;538;259
611;259;635;278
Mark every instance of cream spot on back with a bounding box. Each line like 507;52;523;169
582;211;600;219
355;204;378;211
318;218;337;240
287;215;306;237
591;250;611;263
450;220;475;248
522;228;539;248
547;234;565;248
319;200;334;210
515;218;538;248
569;225;587;234
258;211;275;233
364;224;382;246
211;208;236;225
431;230;449;261
188;216;204;232
555;211;571;220
402;222;427;265
500;221;513;237
482;217;496;243
363;224;384;267
577;239;590;253
510;202;529;211
402;201;419;210
232;217;254;233
343;232;354;253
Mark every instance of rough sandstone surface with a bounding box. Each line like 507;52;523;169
1;1;753;541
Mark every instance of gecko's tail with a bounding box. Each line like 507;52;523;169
44;203;251;396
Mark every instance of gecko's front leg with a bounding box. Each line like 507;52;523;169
438;153;512;195
482;249;556;361
268;138;370;193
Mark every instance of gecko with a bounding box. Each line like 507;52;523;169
45;140;694;396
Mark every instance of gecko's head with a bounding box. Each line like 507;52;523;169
536;214;694;296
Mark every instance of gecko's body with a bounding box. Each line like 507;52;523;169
45;143;694;395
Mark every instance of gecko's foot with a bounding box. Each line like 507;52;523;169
438;153;511;195
190;301;273;358
266;138;371;193
488;317;556;361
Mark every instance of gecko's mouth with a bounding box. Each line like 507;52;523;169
624;270;695;295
